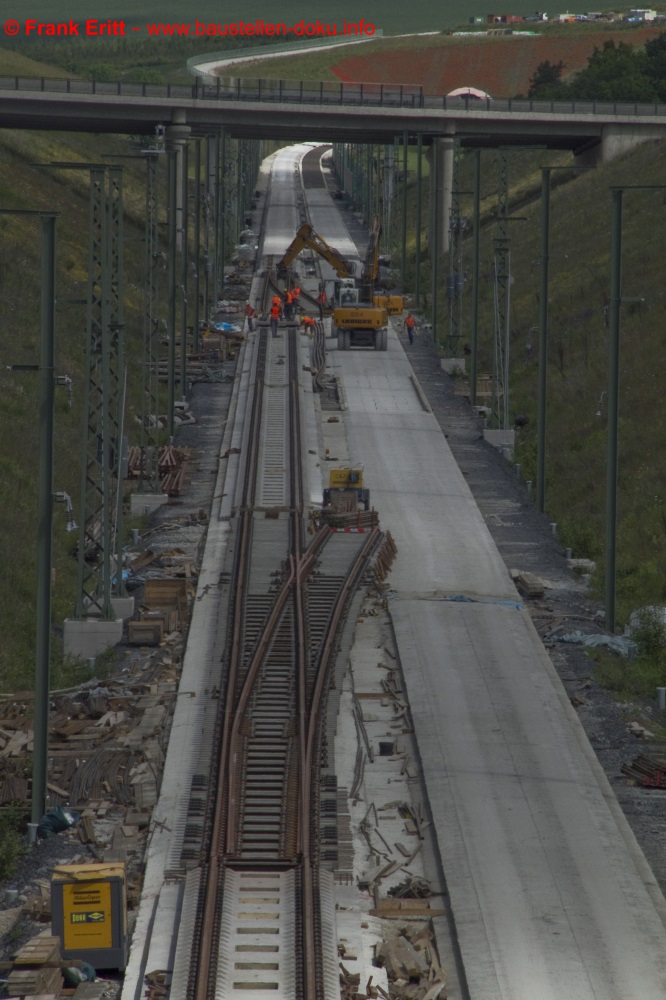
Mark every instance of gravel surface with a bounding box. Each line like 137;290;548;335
402;322;666;896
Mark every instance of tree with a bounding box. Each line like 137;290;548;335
569;41;657;102
644;32;666;101
528;60;566;99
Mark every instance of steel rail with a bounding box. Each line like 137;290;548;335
189;147;393;1000
193;328;268;1000
223;526;331;856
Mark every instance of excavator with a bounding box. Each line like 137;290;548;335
276;217;402;352
277;223;353;281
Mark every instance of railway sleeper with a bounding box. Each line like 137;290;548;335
245;773;286;783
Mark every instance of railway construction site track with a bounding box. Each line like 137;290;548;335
119;141;666;1000
175;319;393;999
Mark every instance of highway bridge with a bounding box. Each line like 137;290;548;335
2;74;666;157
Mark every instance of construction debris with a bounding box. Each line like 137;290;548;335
388;877;433;899
6;935;64;998
125;445;194;496
622;754;666;787
370;924;447;999
510;569;545;600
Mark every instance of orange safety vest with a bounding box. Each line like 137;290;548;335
405;315;416;329
303;316;315;327
270;305;281;319
293;287;301;298
286;291;293;304
272;296;281;307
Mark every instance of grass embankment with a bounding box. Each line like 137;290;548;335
0;48;73;78
0;118;263;692
2;34;286;85
441;141;666;625
0;128;165;693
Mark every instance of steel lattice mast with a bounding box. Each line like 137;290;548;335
74;166;125;619
138;151;162;493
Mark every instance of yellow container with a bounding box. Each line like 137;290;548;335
51;863;127;970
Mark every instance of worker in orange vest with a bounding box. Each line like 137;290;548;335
284;289;294;320
404;312;416;345
271;294;283;319
270;303;281;338
292;286;301;314
301;315;316;336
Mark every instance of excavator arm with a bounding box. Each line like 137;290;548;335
359;214;381;301
277;223;353;278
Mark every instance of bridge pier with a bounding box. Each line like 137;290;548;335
427;132;455;256
165;113;191;251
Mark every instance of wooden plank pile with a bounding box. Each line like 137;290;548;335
323;509;380;530
0;653;179;815
622;754;666;787
129;578;191;647
125;445;193;496
6;936;63;998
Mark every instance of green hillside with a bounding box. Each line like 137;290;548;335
405;139;666;624
0;47;74;78
0;128;161;692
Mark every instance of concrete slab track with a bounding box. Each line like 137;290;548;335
337;338;666;999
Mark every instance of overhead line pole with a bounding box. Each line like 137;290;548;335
167;149;177;438
180;141;189;400
603;184;665;631
415;134;422;310
2;210;58;829
470;151;481;407
537;165;593;514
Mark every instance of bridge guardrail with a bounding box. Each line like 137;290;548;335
1;74;666;118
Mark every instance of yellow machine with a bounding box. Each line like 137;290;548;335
373;294;404;316
323;468;370;509
333;303;388;352
277;223;353;279
278;217;401;352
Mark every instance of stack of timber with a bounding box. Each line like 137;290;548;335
6;936;63;998
622;754;666;787
323;509;379;530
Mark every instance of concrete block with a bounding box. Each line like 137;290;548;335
483;428;515;460
111;596;135;620
130;492;168;516
63;618;123;659
440;357;466;375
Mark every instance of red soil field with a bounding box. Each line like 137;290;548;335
331;28;663;97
